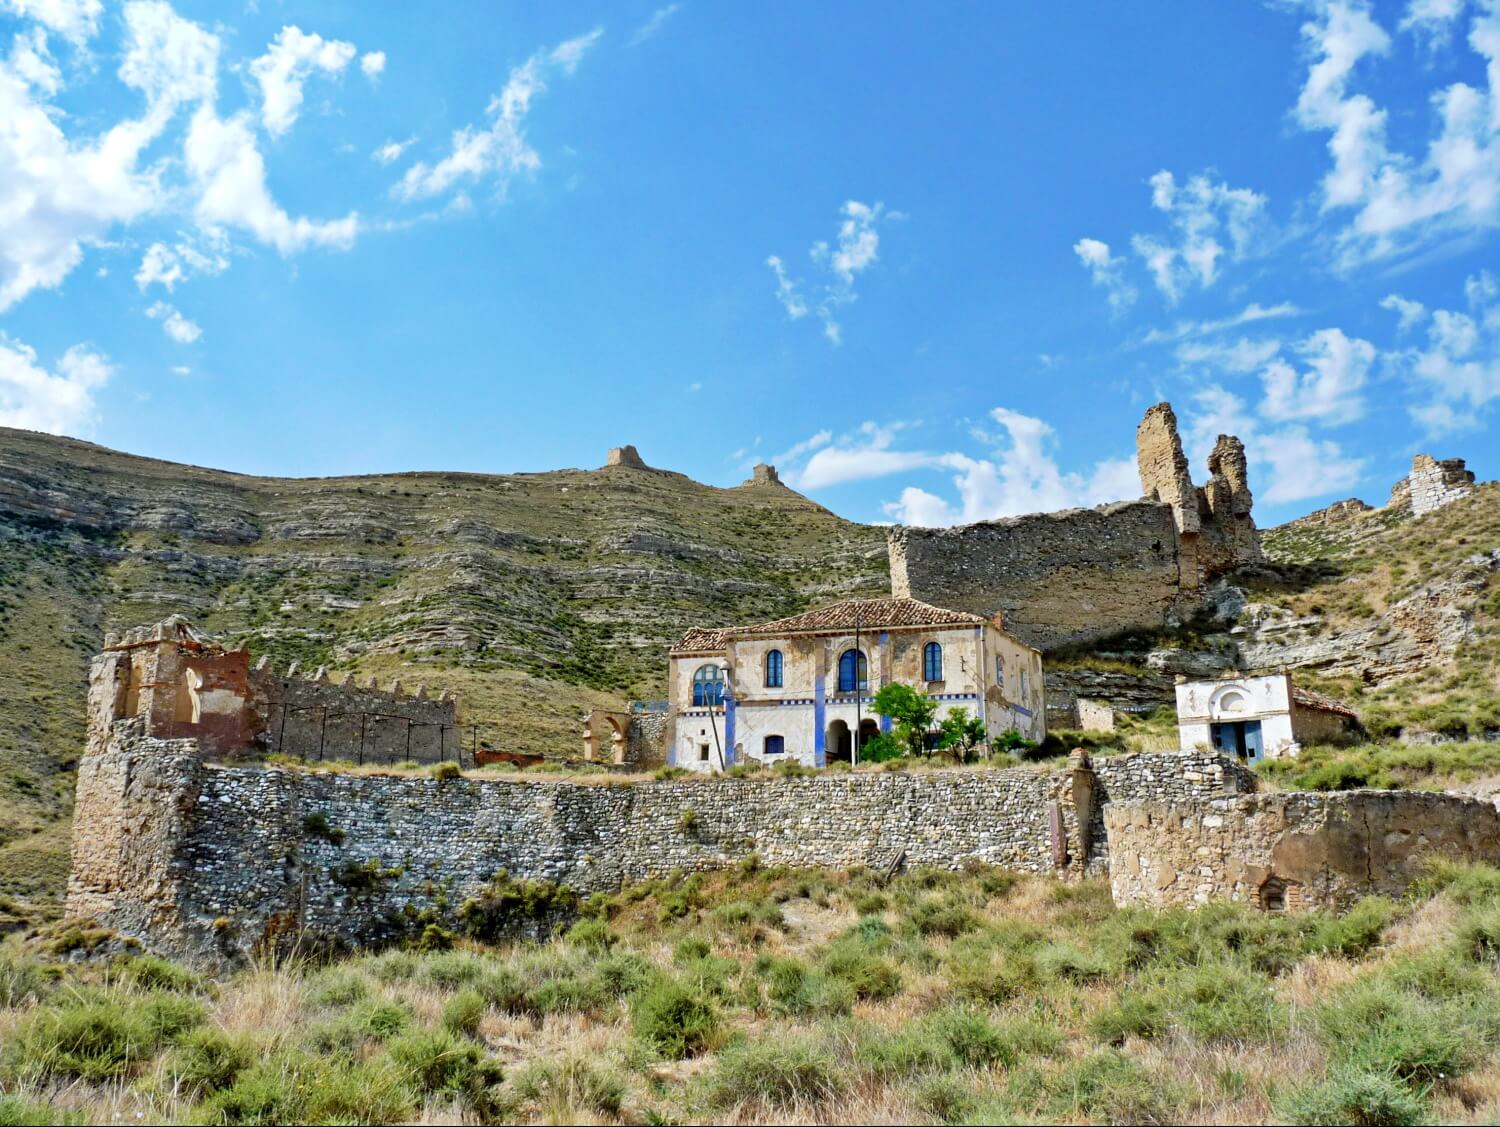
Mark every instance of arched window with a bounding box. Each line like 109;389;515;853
837;649;868;693
692;664;724;707
923;642;943;682
765;649;784;688
764;735;784;756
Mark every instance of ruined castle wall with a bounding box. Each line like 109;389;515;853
888;501;1183;650
70;727;1249;963
1106;791;1500;912
252;666;460;766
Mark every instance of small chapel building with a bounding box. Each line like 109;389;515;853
1174;672;1359;764
666;596;1046;772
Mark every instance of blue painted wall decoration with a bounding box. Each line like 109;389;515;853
814;674;826;768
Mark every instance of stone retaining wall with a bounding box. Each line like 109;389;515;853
68;722;1248;965
1105;790;1500;912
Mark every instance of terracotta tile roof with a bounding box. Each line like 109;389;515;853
670;627;729;655
1292;685;1359;720
737;597;988;636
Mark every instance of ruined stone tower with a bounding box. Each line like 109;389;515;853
1136;403;1203;591
605;445;649;469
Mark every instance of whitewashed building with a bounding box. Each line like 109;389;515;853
1174;672;1358;764
666;597;1045;772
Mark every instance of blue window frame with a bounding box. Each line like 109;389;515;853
923;642;943;682
764;735;785;756
765;649;784;688
692;664;724;707
837;648;867;693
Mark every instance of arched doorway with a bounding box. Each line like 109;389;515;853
858;718;879;752
826;719;852;763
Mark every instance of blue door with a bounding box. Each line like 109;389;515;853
1210;720;1264;764
1242;720;1263;764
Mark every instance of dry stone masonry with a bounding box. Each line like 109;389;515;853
1106;790;1500;912
69;717;1253;965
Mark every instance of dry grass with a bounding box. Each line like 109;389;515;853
5;861;1500;1125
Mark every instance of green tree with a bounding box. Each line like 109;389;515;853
871;683;939;759
935;708;988;763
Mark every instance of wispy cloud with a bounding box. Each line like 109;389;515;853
628;3;681;46
394;29;601;202
766;200;893;345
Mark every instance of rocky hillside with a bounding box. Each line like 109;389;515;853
1051;479;1500;742
0;427;886;918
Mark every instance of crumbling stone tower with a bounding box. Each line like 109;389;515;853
1136;403;1262;589
1137;403;1204;592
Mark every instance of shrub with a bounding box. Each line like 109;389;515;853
306;968;369;1007
928;1006;1005;1066
567;917;615;952
511;1056;626;1117
111;955;203;993
1089;991;1169;1044
915;1071;976;1124
632;978;720;1059
160;1026;257;1098
5;992;202;1083
442;989;487;1038
0;951;50;1007
0;1095;72;1126
706;1035;844;1110
457;871;578;942
1278;1064;1428;1127
1310;897;1399;958
388;1027;481;1093
908;897;978;938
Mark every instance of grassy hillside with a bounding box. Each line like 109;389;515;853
4;859;1500;1125
1254;482;1500;740
0;428;886;920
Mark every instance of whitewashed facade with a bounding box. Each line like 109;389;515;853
1175;672;1358;763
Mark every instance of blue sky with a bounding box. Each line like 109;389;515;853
2;1;1499;527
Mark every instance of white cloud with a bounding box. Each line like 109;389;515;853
1381;293;1427;331
1261;327;1375;425
134;232;229;291
1295;0;1500;263
767;200;891;345
1392;270;1500;432
1;0;102;48
184;104;358;253
879;408;1139;526
118;0;219;118
1401;0;1466;43
1129;170;1269;302
395;29;600;202
145;300;201;342
1139;301;1302;346
1183;385;1366;505
766;255;807;319
249;25;357;138
1175;336;1283;373
0;334;112;435
1073;237;1136;311
787;421;938;490
0;3;178;311
373;136;414;164
360;50;385;79
9;26;61;95
628;3;681;46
